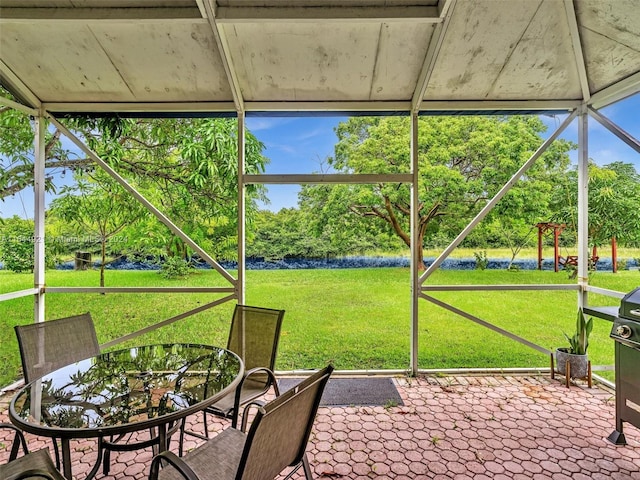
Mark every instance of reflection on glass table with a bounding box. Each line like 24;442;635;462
10;343;243;480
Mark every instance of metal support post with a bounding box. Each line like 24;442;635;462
31;113;46;425
410;113;419;376
33;113;46;324
237;113;246;304
577;105;589;307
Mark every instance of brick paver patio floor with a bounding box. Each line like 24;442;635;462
2;374;639;479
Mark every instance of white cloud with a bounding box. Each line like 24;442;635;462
269;143;297;155
245;117;295;131
296;127;325;141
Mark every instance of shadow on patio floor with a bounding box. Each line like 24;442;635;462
2;374;639;479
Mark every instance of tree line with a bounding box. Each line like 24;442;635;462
2;89;640;277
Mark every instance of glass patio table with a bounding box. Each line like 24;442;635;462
9;343;244;480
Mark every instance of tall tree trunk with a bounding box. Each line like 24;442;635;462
611;237;617;273
416;228;425;271
416;244;425;271
100;237;106;291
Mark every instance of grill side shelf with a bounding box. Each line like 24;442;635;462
583;306;618;322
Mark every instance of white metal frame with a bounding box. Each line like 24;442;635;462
1;96;639;376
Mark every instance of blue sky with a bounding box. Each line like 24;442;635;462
246;116;347;212
248;94;640;212
2;95;639;218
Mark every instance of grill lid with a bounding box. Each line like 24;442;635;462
619;287;640;321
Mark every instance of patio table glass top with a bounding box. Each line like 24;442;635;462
9;343;243;437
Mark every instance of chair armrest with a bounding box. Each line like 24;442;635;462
239;401;266;432
238;367;280;395
0;422;29;460
232;367;280;428
149;451;200;480
238;367;280;394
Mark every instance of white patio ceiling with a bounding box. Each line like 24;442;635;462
1;0;639;115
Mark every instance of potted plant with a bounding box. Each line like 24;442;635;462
556;308;593;380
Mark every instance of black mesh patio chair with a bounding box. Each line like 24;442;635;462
0;423;65;480
15;312;100;385
14;312;100;468
151;364;333;480
181;305;285;447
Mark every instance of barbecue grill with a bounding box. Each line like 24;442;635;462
608;287;640;445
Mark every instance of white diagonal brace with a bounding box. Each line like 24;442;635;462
563;0;590;102
411;0;456;114
203;0;244;113
419;109;578;284
588;106;640;154
0;289;39;303
100;294;236;350
0;96;38;116
421;293;551;355
48;114;237;286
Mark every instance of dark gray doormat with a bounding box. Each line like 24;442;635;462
278;377;404;407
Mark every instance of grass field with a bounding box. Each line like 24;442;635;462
1;266;637;388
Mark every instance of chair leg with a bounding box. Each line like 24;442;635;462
103;444;111;474
150;427;159;456
179;419;186;457
86;437;106;480
282;454;314;480
53;438;61;469
301;453;314;479
203;410;209;438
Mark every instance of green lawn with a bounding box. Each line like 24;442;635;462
1;267;637;388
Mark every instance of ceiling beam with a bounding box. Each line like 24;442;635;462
411;0;456;114
419;99;580;112
437;0;454;17
203;1;244;113
245;101;410;113
0;59;41;110
43;101;237;114
215;5;440;23
589;71;640;110
0;7;203;22
39;99;579;115
194;0;208;19
563;0;590;102
46;100;406;114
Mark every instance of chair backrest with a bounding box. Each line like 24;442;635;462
14;313;100;383
236;365;333;480
227;305;285;371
